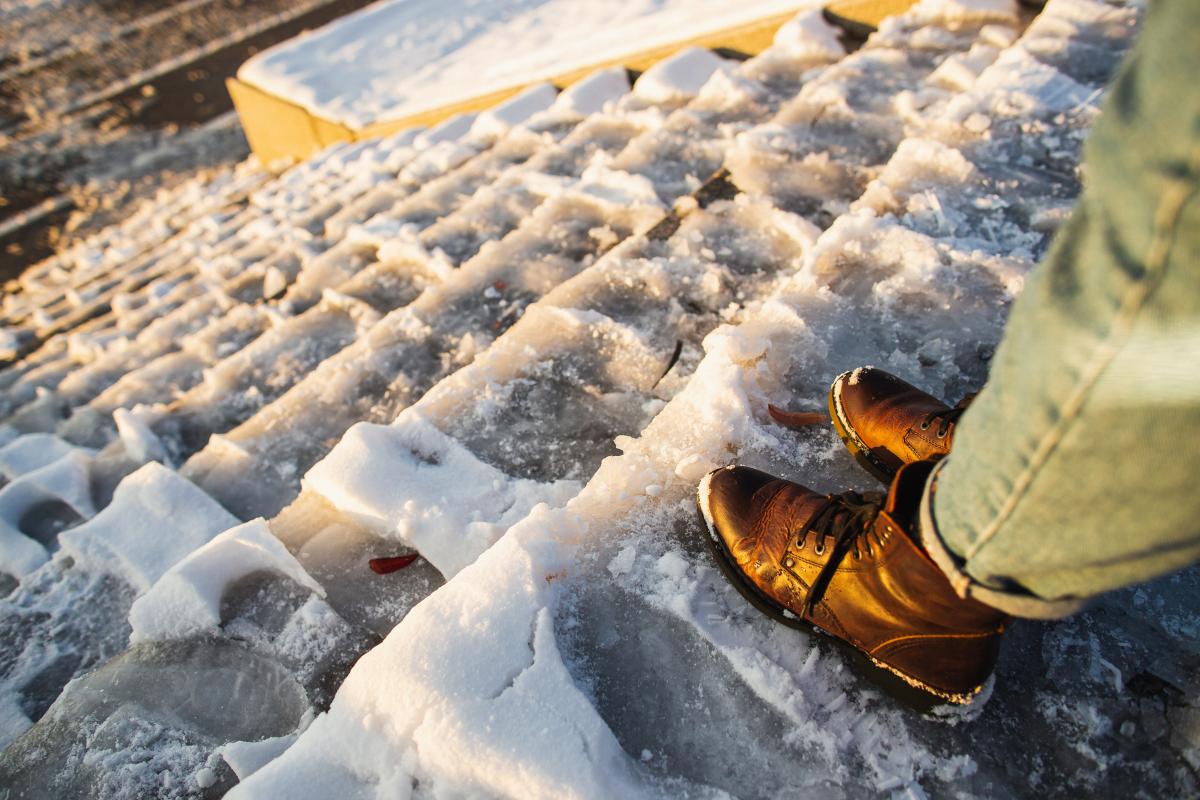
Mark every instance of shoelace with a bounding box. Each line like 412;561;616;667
795;490;884;618
918;405;967;439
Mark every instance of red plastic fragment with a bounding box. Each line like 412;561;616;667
493;280;508;291
767;404;827;430
369;554;420;574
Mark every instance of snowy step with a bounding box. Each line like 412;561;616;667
5;160;267;314
58;304;275;450
401;57;724;268
611;17;844;203
182;170;665;519
304;186;818;578
134;292;382;466
330;116;578;244
727;1;1022;224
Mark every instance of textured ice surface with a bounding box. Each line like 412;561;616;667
0;640;310;800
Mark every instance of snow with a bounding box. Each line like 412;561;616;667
220;734;302;783
631;47;734;104
551;67;631;116
304;414;580;577
239;0;819;128
129;519;325;643
57;463;238;593
772;9;845;59
470;82;559;140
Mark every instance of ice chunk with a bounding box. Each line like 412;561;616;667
113;406;168;464
772;9;844;59
57;463;238;592
470;82;558;139
303;415;580;577
129;519;325;643
262;265;289;299
221;733;302;781
554;67;630;116
633;47;732;104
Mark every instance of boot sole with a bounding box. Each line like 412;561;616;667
696;471;981;709
828;371;897;485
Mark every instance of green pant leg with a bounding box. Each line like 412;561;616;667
920;0;1200;618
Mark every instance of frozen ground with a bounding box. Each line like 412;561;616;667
0;0;379;282
0;0;1196;798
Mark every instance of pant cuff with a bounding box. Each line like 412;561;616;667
919;459;1089;620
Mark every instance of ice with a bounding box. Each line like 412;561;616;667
57;463;238;593
0;639;311;799
221;3;1186;798
129;520;326;644
632;47;734;104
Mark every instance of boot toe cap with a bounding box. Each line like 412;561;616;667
697;465;778;552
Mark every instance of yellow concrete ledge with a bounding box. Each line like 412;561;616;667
824;0;918;36
229;8;811;168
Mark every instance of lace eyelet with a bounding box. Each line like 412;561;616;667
936;429;947;439
795;537;805;550
919;420;931;430
814;542;826;556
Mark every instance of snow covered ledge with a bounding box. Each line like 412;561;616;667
229;0;822;163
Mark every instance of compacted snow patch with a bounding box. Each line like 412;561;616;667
58;463;238;592
129;519;326;643
304;415;580;577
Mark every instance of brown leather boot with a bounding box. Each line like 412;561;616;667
697;460;1006;704
828;367;971;483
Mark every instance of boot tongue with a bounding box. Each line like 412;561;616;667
883;460;937;536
